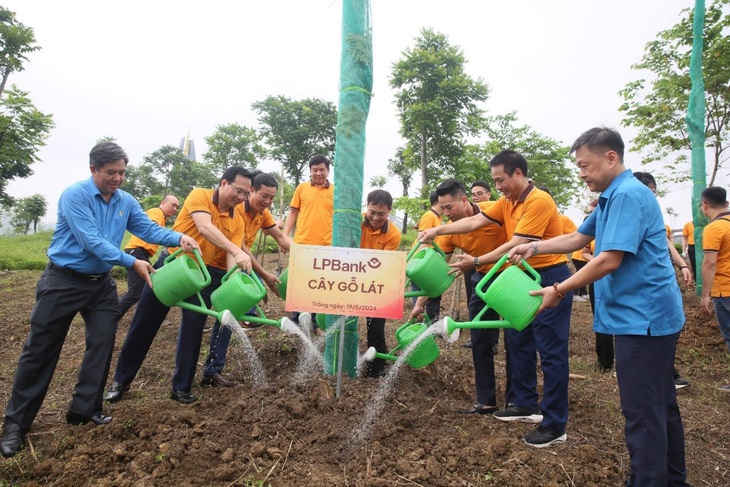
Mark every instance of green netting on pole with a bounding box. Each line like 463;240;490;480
686;0;706;296
323;0;373;377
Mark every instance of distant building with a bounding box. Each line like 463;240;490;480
178;130;196;161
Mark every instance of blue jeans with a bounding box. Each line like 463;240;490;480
203;307;257;377
713;296;730;352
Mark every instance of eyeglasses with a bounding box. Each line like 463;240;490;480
231;185;250;198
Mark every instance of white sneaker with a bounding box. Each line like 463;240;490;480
572;295;587;302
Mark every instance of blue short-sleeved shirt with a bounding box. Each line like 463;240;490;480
577;169;684;336
47;177;183;274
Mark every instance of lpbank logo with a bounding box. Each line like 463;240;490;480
312;257;382;273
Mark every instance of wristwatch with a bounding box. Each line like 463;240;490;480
474;257;483;269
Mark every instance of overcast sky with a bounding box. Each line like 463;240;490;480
3;0;701;228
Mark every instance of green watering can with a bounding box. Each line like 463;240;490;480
151;249;296;333
363;321;440;369
151;248;211;307
404;241;455;299
438;254;543;343
276;267;288;300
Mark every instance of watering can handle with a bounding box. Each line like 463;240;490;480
221;267;268;296
474;253;542;298
405;239;447;262
164;248;212;287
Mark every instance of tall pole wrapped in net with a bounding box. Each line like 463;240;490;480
686;0;706;296
324;0;373;377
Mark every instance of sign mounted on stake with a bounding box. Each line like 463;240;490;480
285;243;406;319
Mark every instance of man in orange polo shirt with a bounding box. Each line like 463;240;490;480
360;190;401;377
119;195;180;317
699;186;730;392
420;150;572;448
105;167;253;405
283;154;334;325
283;154;334;246
411;178;509;413
682;220;697;280
202;172;293;387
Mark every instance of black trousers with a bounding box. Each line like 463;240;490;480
118;247;151;318
366;317;387;377
687;244;696;282
5;266;119;429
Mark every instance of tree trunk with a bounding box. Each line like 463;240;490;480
401;211;409;234
420;134;428;196
0;71;10;99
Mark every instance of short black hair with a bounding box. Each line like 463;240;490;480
309;154;331;169
633;171;657;189
220;166;254;185
253;173;278;190
89;142;128;169
570;127;625;161
471;180;491;192
702;186;727;207
489;150;528;177
367;189;393;209
429;191;439;206
436;178;467;199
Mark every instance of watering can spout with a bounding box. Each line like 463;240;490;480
220;310;238;330
440;317;461;343
279;317;299;335
363;347;377;362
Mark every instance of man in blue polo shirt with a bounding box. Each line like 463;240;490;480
508;127;688;486
0;142;198;459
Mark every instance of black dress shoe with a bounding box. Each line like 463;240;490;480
200;373;234;387
66;410;112;426
104;381;130;402
458;404;498;415
1;422;25;458
170;390;197;404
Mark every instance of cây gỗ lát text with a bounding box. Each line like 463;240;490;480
308;257;387;312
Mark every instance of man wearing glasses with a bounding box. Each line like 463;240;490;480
105;167;253;405
470;181;492;206
201;172;293;387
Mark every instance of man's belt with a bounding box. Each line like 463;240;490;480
47;262;110;282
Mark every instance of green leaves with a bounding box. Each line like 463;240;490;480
619;0;730;185
252;96;337;186
390;28;489;193
0;86;53;207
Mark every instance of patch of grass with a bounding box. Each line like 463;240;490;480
0;231;53;270
0;231;135;275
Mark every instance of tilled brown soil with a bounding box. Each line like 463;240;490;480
0;264;728;486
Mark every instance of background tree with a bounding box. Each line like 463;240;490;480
368;175;387;189
203;123;265;176
390;28;489;195
11;193;46;234
95;135;116;144
252;95;337;185
619;0;730;185
123;145;216;205
387;147;416;233
0;86;53;206
476;113;580;209
0;7;40;97
0;9;52;208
